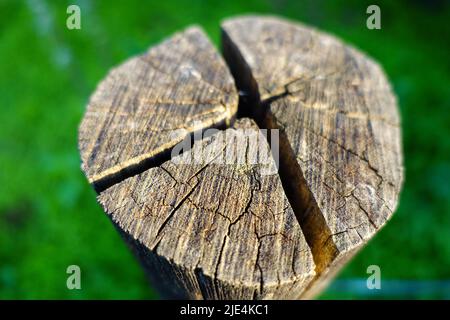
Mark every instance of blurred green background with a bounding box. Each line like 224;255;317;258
0;0;449;299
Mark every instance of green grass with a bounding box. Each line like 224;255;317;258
0;0;449;299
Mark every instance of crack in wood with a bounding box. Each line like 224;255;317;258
80;16;403;300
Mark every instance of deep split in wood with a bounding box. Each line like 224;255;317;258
78;15;403;299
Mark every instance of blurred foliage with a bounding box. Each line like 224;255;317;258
0;0;449;299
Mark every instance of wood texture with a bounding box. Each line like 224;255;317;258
222;15;403;297
78;16;403;300
98;119;315;299
79;26;238;192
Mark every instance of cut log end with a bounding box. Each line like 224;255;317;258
221;16;403;297
99;119;315;299
78;26;238;192
78;15;403;300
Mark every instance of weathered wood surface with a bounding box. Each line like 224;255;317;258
98;119;315;299
78;16;403;300
79;26;238;192
222;15;403;297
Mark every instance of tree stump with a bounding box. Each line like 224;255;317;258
78;15;403;299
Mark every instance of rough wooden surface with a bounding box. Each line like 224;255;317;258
222;15;403;297
98;119;315;299
78;16;403;300
79;26;238;192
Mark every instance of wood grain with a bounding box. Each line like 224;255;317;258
78;16;403;300
222;15;403;297
98;119;315;299
79;26;238;192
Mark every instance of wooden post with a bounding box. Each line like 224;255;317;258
78;15;403;299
